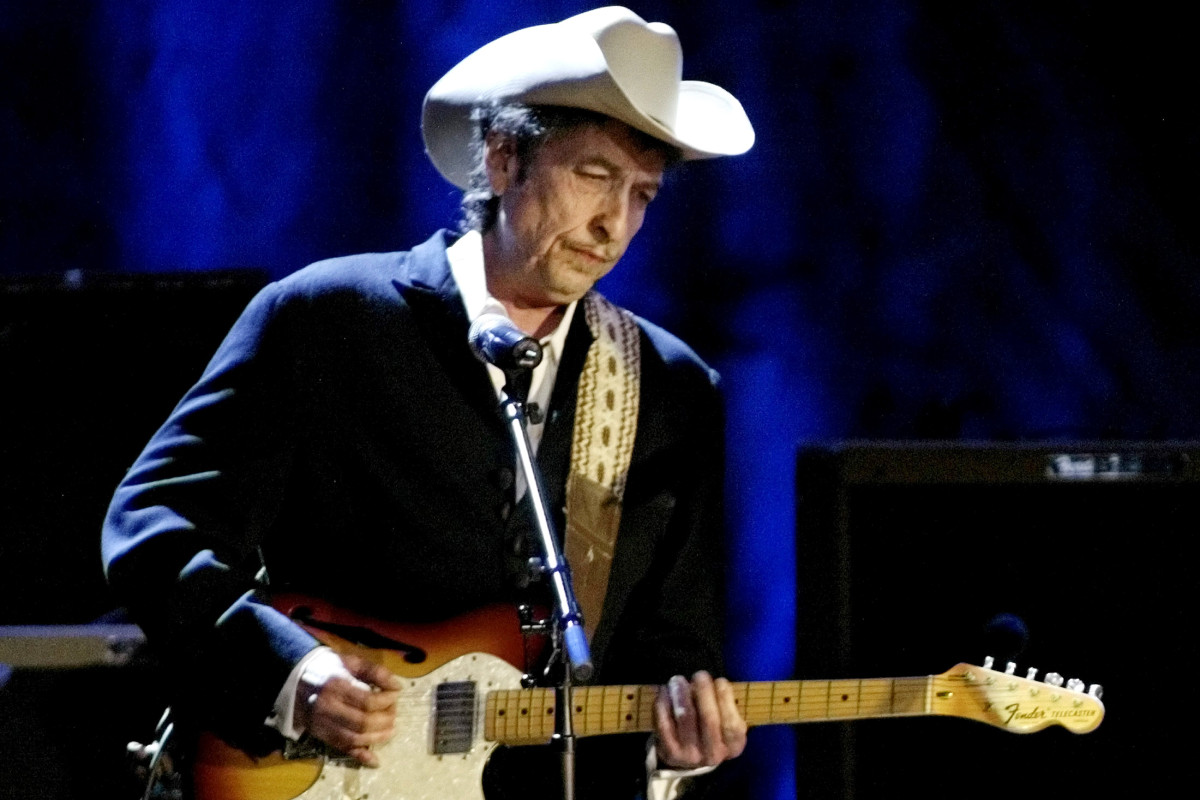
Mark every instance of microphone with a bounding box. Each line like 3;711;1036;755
468;313;543;371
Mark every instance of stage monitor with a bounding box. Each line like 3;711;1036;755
794;441;1197;799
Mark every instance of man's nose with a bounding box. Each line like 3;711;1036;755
590;189;630;243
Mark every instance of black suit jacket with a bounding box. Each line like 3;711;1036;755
102;230;727;787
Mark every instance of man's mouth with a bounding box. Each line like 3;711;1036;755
565;244;612;264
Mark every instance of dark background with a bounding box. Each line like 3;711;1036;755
3;2;1196;797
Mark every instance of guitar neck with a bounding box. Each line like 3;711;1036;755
486;676;932;745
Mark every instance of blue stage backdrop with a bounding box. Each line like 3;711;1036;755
3;2;1198;798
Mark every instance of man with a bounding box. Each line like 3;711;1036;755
102;7;754;798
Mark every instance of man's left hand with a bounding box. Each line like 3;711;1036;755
653;670;747;769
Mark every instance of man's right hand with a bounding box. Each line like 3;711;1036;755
294;653;402;768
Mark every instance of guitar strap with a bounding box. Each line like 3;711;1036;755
564;290;641;639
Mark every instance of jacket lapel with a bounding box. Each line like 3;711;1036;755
393;231;500;423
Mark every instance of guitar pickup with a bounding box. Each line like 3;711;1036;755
433;681;477;754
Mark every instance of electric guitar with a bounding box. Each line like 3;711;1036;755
192;595;1105;800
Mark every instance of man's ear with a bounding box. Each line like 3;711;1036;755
483;131;518;196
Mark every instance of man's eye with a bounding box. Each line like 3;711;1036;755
634;187;659;205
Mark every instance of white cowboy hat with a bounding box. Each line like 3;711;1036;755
422;6;755;189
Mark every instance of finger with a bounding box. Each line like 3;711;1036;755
714;677;748;759
654;676;702;768
359;687;401;713
690;671;726;764
345;745;380;769
668;675;698;748
307;702;394;757
318;723;393;752
343;654;404;692
324;672;401;715
334;681;402;714
314;680;397;734
323;702;396;737
654;686;684;757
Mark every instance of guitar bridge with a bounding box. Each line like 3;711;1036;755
433;680;477;754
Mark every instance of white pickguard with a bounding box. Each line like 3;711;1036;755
293;652;523;800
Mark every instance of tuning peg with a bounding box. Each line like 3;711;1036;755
1004;661;1017;675
983;656;995;669
1066;678;1085;693
1088;684;1104;699
1045;672;1064;687
1025;667;1038;680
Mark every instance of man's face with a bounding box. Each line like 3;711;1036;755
486;119;667;308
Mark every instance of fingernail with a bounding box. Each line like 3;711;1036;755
669;675;689;719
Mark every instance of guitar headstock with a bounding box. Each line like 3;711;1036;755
933;657;1104;734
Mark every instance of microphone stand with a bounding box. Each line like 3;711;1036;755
497;366;593;800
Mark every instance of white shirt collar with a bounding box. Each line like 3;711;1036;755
446;229;578;361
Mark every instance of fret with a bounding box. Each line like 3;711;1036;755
608;685;643;734
732;682;750;721
506;689;527;741
489;689;505;741
580;686;604;734
640;685;657;729
770;680;803;723
518;685;534;741
484;691;498;741
795;679;829;722
742;681;775;725
524;688;551;741
583;686;607;735
600;686;619;734
856;679;896;718
572;686;592;735
825;679;861;720
490;690;510;742
569;688;583;733
502;688;521;742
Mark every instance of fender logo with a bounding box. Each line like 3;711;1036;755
1004;703;1097;725
1004;704;1046;725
